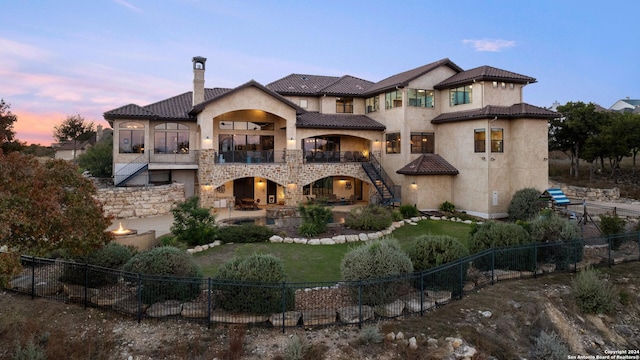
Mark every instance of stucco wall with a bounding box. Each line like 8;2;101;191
96;183;185;218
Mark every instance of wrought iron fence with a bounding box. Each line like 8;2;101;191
5;232;639;332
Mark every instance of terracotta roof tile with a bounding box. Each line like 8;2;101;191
319;75;374;96
434;65;536;89
296;112;385;130
431;103;558;124
396;154;459;175
266;74;340;95
364;58;463;96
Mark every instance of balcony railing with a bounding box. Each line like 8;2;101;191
304;150;369;163
149;150;199;164
215;150;285;164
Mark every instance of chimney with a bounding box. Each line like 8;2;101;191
192;56;207;106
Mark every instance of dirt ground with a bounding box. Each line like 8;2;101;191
2;260;640;360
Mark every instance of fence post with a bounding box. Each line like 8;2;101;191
358;280;363;330
533;244;538;279
491;249;495;285
573;241;578;273
136;273;142;323
607;236;612;268
84;262;88;309
458;259;463;300
207;278;212;330
30;256;35;299
637;232;640;262
281;281;286;334
420;273;425;316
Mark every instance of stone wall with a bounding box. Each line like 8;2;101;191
549;180;620;201
96;183;185;218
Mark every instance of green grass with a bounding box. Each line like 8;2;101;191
194;219;473;283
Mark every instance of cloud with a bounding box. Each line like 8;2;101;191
463;39;516;52
112;0;143;13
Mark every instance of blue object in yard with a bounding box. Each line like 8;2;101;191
546;188;571;205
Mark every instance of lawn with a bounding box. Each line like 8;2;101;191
193;219;473;283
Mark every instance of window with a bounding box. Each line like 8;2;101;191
474;129;485;153
118;121;145;153
449;85;472;106
491;128;503;153
410;132;434;153
336;97;353;113
385;90;402;109
219;120;274;130
154;123;189;154
407;89;434;108
300;99;308;108
386;133;401;154
366;96;379;113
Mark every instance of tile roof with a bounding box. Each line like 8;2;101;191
104;88;231;121
266;74;374;96
363;58;463;96
396;154;459;175
431;103;558;124
434;65;536;89
319;75;374;96
296;112;386;130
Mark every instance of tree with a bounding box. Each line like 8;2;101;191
0;152;112;257
0;99;18;153
78;132;113;178
52;114;95;163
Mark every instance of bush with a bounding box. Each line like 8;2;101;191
344;205;393;231
217;223;274;244
529;213;583;268
12;338;46;360
357;325;383;345
0;252;22;288
122;246;203;303
508;188;546;221
214;254;294;315
439;201;455;213
59;242;135;287
341;239;413;305
531;331;569;360
468;222;534;271
572;267;616;314
283;335;307;360
297;204;332;237
170;196;218;246
599;214;627;250
399;204;419;219
407;235;469;297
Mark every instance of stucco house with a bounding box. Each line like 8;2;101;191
609;97;640;114
104;56;556;218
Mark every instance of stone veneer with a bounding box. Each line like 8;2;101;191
96;183;185;218
198;149;378;208
549;180;620;202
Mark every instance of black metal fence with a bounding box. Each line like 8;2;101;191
5;232;640;332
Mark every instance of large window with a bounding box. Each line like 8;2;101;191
474;129;485;153
385;90;402;109
219;120;274;131
154;123;189;154
450;85;472;106
408;89;434;108
118;122;145;153
366;96;379;113
410;132;434;153
336;97;353;113
386;133;401;154
491;128;503;153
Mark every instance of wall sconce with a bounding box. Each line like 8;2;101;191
543;157;548;161
481;156;486;161
411;181;417;188
490;157;495;161
258;179;263;184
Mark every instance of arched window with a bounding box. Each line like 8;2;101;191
154;123;190;154
118;122;145;153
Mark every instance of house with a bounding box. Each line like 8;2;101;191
53;126;111;161
104;57;556;219
609;97;640;113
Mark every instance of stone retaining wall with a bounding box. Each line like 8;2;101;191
549;180;620;201
95;183;185;218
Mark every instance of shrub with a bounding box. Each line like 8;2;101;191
508;188;546;222
599;214;627;250
59;242;135;287
341;239;413;305
344;205;393;231
572;267;616;314
214;254;294;315
358;325;383;345
0;252;22;288
399;204;419;219
531;331;569;360
170;196;218;246
122;246;203;303
439;201;455;213
407;234;469;297
12;338;46;360
529;213;583;268
217;223;274;244
391;210;404;222
468;222;535;271
283;335;306;360
297;204;332;237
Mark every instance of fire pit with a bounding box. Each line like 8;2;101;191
108;222;156;250
111;222;138;236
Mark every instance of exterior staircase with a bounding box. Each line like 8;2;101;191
114;153;148;186
362;154;401;207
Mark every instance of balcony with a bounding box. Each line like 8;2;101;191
304;150;369;163
215;150;285;164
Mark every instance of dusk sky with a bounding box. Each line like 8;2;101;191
1;0;638;145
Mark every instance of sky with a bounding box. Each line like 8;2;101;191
1;0;639;145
